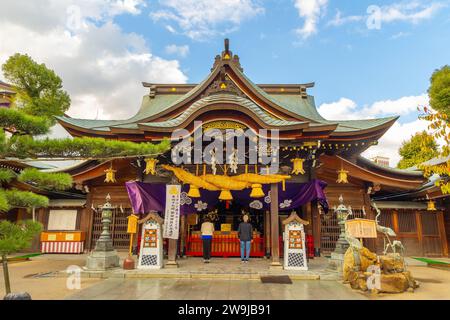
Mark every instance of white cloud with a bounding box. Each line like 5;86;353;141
317;98;358;120
165;44;190;58
327;10;363;27
327;1;445;30
378;1;445;24
362;119;430;166
294;0;328;39
150;0;265;40
318;94;428;120
0;0;187;133
318;94;432;166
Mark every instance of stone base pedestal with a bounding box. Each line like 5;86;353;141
327;252;344;275
165;260;178;268
85;250;120;271
269;262;283;270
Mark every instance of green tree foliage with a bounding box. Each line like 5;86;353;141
17;168;72;191
0;53;170;214
0;169;15;184
6;136;170;159
417;66;450;194
1;220;42;294
2;53;70;124
428;65;450;118
397;131;439;169
0;108;50;135
0;189;49;209
0;220;42;255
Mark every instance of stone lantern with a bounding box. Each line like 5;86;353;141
85;194;120;270
327;195;352;274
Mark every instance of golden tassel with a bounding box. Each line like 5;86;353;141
187;185;201;198
250;184;264;198
219;190;233;201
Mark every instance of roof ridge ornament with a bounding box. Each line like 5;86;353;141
211;39;243;72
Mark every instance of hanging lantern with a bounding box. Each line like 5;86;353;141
104;166;117;183
291;158;305;175
144;158;158;175
219;189;233;201
336;169;349;184
427;199;437;211
187;184;201;198
250;184;264;198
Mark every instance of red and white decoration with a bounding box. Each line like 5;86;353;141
41;241;84;254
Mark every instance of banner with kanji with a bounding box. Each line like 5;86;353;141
163;184;181;239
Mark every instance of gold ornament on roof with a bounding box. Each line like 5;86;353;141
144;158;158;175
291;158;305;175
104;165;117;183
427;199;437;211
336;169;349;184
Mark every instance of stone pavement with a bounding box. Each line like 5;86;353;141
2;253;450;300
68;255;339;280
65;278;367;300
0;254;100;300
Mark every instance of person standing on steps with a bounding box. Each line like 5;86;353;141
201;217;214;263
238;214;253;263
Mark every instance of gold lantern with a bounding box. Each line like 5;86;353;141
144;158;158;175
104;165;117;183
187;184;201;198
219;190;233;201
336;169;349;184
291;158;305;175
250;184;264;198
427;199;437;211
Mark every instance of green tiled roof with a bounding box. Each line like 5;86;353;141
139;94;306;128
57;62;397;134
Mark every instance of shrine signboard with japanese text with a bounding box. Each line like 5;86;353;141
345;219;377;239
163;185;181;239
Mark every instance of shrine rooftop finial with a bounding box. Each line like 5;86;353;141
224;38;230;53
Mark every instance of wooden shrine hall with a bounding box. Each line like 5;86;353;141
40;39;448;261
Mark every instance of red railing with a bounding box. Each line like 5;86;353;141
186;234;265;257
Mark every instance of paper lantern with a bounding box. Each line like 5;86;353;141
187;185;201;198
144;158;158;175
427;199;437;211
104;167;117;183
250;184;264;198
336;169;349;184
219;190;233;201
291;158;305;175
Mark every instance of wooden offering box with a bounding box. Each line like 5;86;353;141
40;231;86;254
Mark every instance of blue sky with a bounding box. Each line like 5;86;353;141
0;0;449;165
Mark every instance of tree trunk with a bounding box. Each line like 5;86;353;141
2;254;11;295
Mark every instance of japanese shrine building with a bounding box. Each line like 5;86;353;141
40;39;448;260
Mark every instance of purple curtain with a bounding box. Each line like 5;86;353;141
125;179;329;216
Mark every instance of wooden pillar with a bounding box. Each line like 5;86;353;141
180;215;186;257
270;183;282;268
264;210;271;257
166;239;178;267
311;201;321;256
85;189;94;251
415;211;424;256
437;211;449;257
